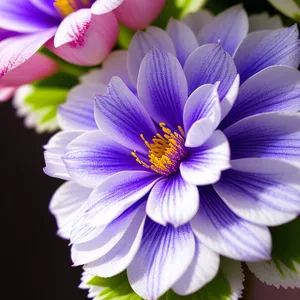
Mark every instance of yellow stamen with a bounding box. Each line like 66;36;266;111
54;0;90;17
54;0;75;17
132;123;186;176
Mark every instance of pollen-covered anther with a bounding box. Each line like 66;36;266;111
54;0;91;17
132;123;187;176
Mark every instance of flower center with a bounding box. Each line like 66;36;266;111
54;0;91;17
132;123;187;176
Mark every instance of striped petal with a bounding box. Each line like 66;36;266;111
191;186;272;261
127;219;195;300
214;158;300;226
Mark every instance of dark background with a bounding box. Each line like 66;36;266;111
1;0;300;299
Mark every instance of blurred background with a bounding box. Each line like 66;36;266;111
1;0;300;299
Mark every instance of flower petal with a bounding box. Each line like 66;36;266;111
63;131;144;188
184;44;237;98
43;130;83;180
0;86;16;102
51;10;118;66
220;74;240;120
95;77;156;154
137;47;188;130
191;185;272;261
0;53;59;87
224;112;300;164
58;82;105;131
0;28;56;79
84;204;146;277
128;27;176;85
221;66;300;128
74;171;160;235
91;0;124;14
92;50;134;90
72;200;146;266
30;0;60;18
50;182;92;239
127;219;195;300
183;83;221;133
182;9;214;36
197;5;249;56
181;131;230;185
172;238;220;295
214;158;300;226
0;1;58;33
114;0;166;30
147;172;199;227
249;13;283;32
233;25;300;84
166;19;198;66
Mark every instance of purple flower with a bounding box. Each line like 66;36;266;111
0;0;165;86
45;5;300;299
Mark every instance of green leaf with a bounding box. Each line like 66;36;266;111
247;218;300;289
267;0;300;22
87;272;142;300
159;269;232;300
153;0;206;28
176;0;207;18
24;87;68;124
118;24;135;49
271;218;300;274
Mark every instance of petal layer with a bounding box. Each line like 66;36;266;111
127;219;195;300
191;186;272;261
234;25;300;83
214;158;300;226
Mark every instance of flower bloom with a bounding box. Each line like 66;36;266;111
0;0;165;101
45;5;300;299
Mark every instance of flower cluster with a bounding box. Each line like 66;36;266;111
42;4;300;300
0;0;165;101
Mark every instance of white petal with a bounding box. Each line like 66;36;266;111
172;238;220;295
50;182;92;239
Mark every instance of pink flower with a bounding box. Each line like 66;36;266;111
0;0;165;101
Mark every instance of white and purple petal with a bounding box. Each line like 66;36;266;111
197;5;249;56
128;26;176;85
0;1;58;33
84;203;146;277
182;9;214;36
137;47;188;130
95;77;156;154
221;66;300;128
183;83;221;132
181;131;231;185
166;19;198;67
63;131;145;188
147;172;199;227
73;171;160;237
214;158;300;226
50;182;92;239
58;81;105;131
191;186;272;261
224;112;300;164
234;25;300;83
172;237;220;295
43;130;83;180
184;44;237;99
127;219;195;300
72;200;146;266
